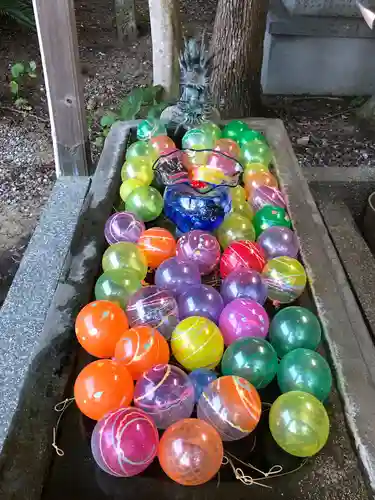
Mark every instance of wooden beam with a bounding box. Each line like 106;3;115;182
115;0;137;43
32;0;91;176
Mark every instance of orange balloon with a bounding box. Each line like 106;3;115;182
138;227;176;269
214;138;241;159
243;162;269;183
150;135;176;156
74;359;134;420
75;300;129;358
114;325;170;379
244;171;278;199
158;418;223;486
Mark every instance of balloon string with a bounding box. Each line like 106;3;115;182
222;449;308;488
52;397;75;457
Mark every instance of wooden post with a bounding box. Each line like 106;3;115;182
32;0;91;176
115;0;138;43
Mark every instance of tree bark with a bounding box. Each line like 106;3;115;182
148;0;182;100
211;0;269;118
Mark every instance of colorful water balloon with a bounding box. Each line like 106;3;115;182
251;185;286;212
197;375;261;441
201;121;222;142
269;306;322;357
222;120;249;142
220;240;266;278
104;211;145;245
176;230;221;275
244;171;278;199
238;129;267;147
125;185;164;222
155;256;201;297
75;300;129;358
217;213;256;249
214;138;241;159
95;268;142;309
243;162;269;184
126;285;179;339
178;284;224;324
114;325;170;379
221;337;278;389
262;256;307;304
158;418;223;486
137;118;167;141
182;127;215;150
74;359;134;421
189;369;218;403
219;298;269;345
138;227;176;269
91;407;159;477
126;140;155;160
230;185;247;202
119;178;145;203
241;141;273;167
121;157;154;185
277;348;332;401
253;206;292;238
220;268;267;305
258;226;299;260
269;391;329;457
171;316;224;370
102;242;148;279
134;364;195;428
231;197;254;220
150;135;176;156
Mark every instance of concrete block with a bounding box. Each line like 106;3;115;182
282;0;372;17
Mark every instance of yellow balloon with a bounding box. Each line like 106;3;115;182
121;157;154;185
231;197;254;220
216;212;255;249
171;316;224;370
269;391;329;457
119;178;145;202
243;163;269;187
230;185;247;202
262;256;307;304
102;242;148;280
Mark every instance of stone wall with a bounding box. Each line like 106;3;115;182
282;0;372;17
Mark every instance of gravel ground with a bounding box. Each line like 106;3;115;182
0;0;375;306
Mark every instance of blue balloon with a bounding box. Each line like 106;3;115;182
189;368;218;403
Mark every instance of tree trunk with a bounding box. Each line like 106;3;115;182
148;0;182;100
211;0;269;118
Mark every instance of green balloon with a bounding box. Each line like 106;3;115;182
182;128;214;149
121;157;154;185
221;337;278;389
277;348;332;401
137;118;167;141
269;306;322;357
253;205;291;237
238;130;267;147
125;185;164;222
126;140;155;160
222;120;249;142
95;268;142;309
102;242;148;279
241;141;272;166
269;391;329;457
217;212;255;249
231;197;254;220
200;122;222;142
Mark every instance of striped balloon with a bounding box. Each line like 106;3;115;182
262;256;307;304
91;407;159;477
104;211;145;245
220;240;266;278
197;375;261;441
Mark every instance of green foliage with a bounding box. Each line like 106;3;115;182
0;0;35;29
93;85;167;147
9;60;38;108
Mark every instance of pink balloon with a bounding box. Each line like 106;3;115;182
176;230;221;275
219;299;269;345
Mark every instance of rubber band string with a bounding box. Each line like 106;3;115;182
52;397;75;457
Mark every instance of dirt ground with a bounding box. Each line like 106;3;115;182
0;0;375;305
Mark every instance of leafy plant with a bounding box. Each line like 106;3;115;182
9;60;37;108
95;85;168;145
0;0;35;29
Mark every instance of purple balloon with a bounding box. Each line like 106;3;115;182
220;269;268;305
257;226;299;260
176;230;221;275
251;186;286;212
219;299;269;345
134;364;195;429
126;285;179;339
155;257;201;297
178;285;224;324
104;211;145;245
